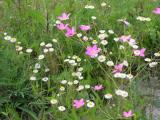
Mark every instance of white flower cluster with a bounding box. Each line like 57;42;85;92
136;16;151;22
40;42;54;54
85;5;95;9
115;89;128;98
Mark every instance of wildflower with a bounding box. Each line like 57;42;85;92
101;40;108;45
33;69;38;73
76;85;84;91
87;101;95;108
35;63;41;69
26;48;33;53
108;30;114;34
113;64;124;73
122;60;128;67
65;27;76;37
118;19;131;26
126;74;134;80
113;37;119;42
133;48;145;57
114;73;126;79
123;110;133;118
92;40;97;44
43;48;48;53
153;7;160;15
98;55;106;62
101;2;107;7
136;16;151;22
85;84;90;89
78;67;83;72
85;5;95;9
45;43;52;48
60;86;65;91
119;45;125;50
119;35;131;42
144;58;151;62
57;23;68;30
4;35;11;41
52;39;58;43
104;94;113;99
58;13;70;21
50;99;58;104
58;106;66;111
10;38;16;43
98;33;108;40
49;48;54;52
40;42;45;46
30;76;36;81
91;16;96;20
61;80;67;84
115;89;128;98
68;81;73;86
85;45;100;58
73;98;85;109
107;61;114;66
77;33;82;38
93;85;104;91
154;52;160;57
83;36;89;41
45;68;50;72
99;30;105;33
42;77;49;82
149;62;158;68
38;54;45;60
80;25;91;31
73;80;79;84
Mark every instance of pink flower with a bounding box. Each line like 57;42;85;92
133;48;145;57
85;45;100;58
73;98;85;109
113;64;124;73
93;85;104;91
65;27;76;37
119;35;131;42
58;13;70;21
80;25;91;31
57;23;68;30
153;7;160;15
123;110;133;118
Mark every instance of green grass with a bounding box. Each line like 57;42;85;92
0;0;160;120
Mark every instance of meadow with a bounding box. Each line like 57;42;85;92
0;0;160;120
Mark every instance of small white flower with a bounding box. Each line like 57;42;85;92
10;38;16;43
119;45;125;50
4;36;11;41
76;85;84;91
149;62;158;68
35;63;41;69
108;30;114;34
45;43;52;48
91;16;96;20
40;42;45;46
104;94;113;99
38;54;45;60
98;55;106;62
115;89;128;98
4;32;7;35
49;48;54;52
121;91;128;98
92;40;98;44
101;40;108;45
101;2;107;7
50;99;58;104
33;69;38;73
99;30;105;33
42;77;49;82
68;81;73;86
106;61;114;66
98;33;108;40
122;60;128;67
43;48;48;53
45;68;50;72
85;84;90;89
83;36;88;41
30;76;36;81
77;33;82;38
56;20;61;24
26;48;33;53
52;39;58;43
144;58;151;62
73;80;79;84
87;101;95;108
58;106;66;111
61;80;67;84
114;73;126;78
113;37;119;42
69;60;76;64
126;74;134;80
132;45;139;49
60;86;65;91
78;67;83;72
154;52;160;57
